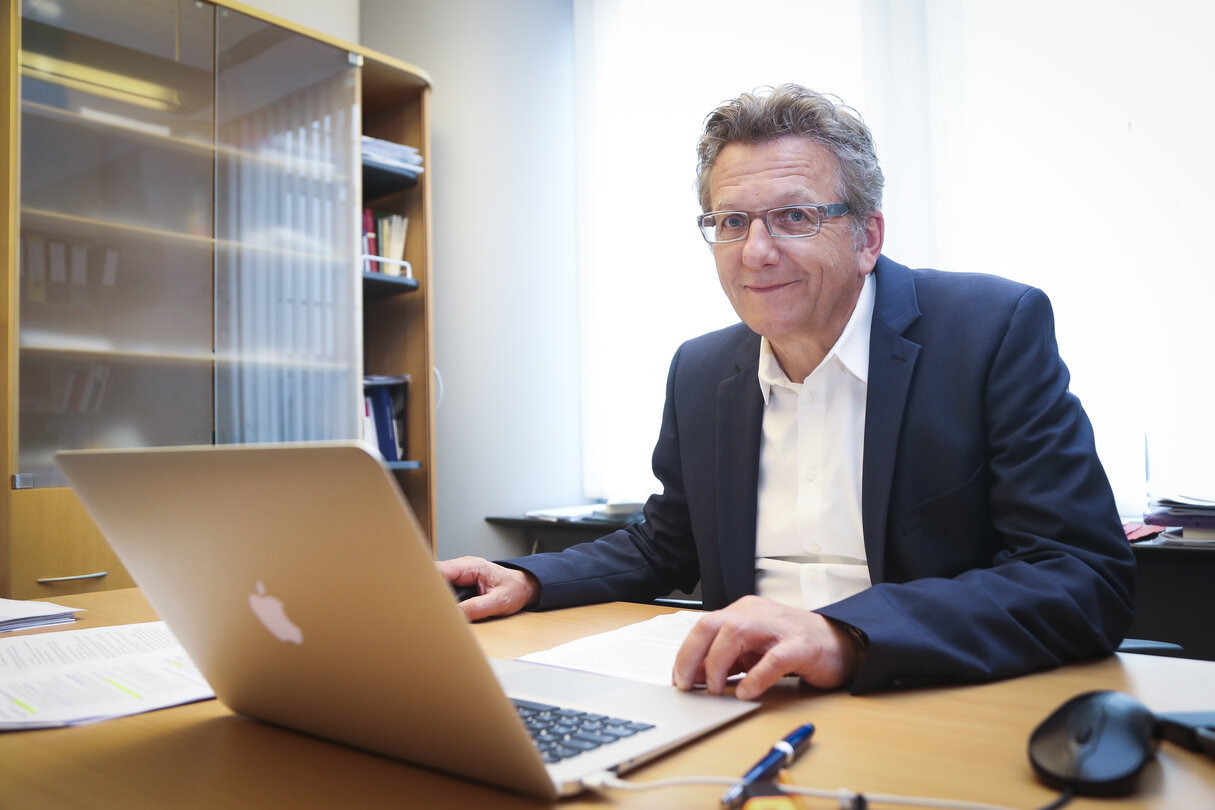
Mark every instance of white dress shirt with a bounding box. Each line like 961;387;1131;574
754;272;875;611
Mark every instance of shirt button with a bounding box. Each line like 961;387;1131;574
810;543;823;554
804;470;817;482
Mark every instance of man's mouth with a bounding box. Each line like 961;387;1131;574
746;280;798;293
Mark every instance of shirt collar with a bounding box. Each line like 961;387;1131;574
757;272;876;403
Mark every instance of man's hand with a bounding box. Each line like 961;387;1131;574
437;556;540;621
672;595;865;700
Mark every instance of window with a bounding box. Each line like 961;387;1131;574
575;0;1215;513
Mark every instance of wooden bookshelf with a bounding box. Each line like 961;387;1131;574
1;0;436;598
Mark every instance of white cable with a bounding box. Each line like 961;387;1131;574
580;772;736;792
780;785;1021;810
581;772;1023;810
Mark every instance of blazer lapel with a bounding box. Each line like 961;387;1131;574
716;338;764;603
862;257;922;582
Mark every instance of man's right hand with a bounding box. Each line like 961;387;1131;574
437;556;540;621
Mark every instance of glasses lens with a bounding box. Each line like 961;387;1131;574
700;211;749;243
767;205;822;237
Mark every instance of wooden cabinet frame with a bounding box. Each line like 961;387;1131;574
1;0;435;598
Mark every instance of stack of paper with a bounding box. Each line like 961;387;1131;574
524;504;601;521
361;135;424;177
523;503;644;524
0;598;83;633
1143;495;1215;545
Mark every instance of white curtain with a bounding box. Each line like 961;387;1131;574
575;0;1215;513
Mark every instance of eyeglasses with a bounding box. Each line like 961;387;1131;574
697;203;851;244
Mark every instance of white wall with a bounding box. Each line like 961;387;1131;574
360;0;583;559
240;0;360;44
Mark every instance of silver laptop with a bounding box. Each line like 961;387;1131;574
55;442;757;800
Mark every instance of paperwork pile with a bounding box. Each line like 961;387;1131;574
0;597;82;633
1143;494;1215;546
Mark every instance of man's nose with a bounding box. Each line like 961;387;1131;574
740;216;779;265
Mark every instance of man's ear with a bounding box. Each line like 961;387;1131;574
858;210;885;275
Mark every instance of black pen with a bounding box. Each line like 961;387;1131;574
720;723;815;808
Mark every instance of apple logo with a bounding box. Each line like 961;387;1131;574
248;581;303;644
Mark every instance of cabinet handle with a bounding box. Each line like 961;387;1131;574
36;571;108;584
433;366;445;411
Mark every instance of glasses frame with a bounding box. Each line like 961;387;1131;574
697;202;851;244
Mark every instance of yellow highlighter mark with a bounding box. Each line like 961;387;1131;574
11;697;36;714
102;678;143;699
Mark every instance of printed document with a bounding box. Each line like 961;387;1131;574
0;621;214;730
518;610;704;686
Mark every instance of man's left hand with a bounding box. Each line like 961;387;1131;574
671;595;865;700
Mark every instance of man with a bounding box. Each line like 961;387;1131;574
440;84;1134;698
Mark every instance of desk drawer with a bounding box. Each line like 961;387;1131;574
5;487;134;599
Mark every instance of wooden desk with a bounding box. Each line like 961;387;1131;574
3;589;1214;809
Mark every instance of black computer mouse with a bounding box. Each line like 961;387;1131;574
1028;690;1162;795
451;583;480;602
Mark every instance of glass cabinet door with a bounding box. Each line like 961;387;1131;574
18;0;217;488
15;0;360;488
213;7;361;444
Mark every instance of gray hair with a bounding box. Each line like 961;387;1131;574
695;84;884;238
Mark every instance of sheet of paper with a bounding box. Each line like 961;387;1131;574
0;598;83;633
518;610;704;686
0;621;214;730
524;504;600;521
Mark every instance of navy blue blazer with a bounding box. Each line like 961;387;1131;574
506;256;1135;693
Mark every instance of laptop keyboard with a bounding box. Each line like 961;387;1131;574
511;698;656;764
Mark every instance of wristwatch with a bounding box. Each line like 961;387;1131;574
840;622;868;650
